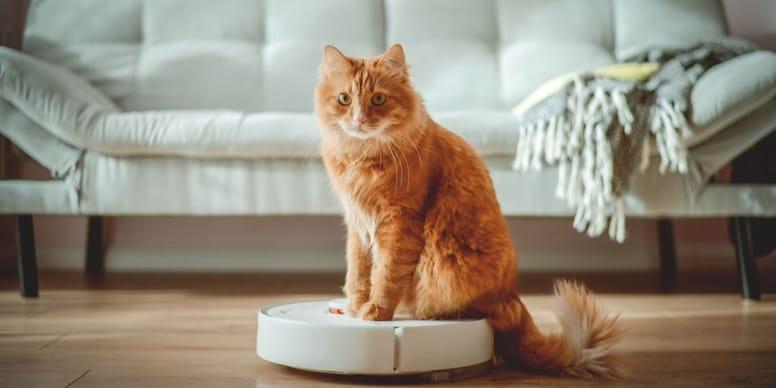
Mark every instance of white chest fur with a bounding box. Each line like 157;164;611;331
343;197;380;259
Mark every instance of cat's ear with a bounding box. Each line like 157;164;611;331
381;44;407;73
322;45;349;73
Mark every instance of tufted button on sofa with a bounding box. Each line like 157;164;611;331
1;0;774;298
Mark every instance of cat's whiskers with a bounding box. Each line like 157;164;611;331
390;140;406;194
396;135;415;192
390;140;409;194
390;130;423;172
383;141;400;194
399;141;410;192
387;135;414;192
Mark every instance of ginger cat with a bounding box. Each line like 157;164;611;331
315;44;622;378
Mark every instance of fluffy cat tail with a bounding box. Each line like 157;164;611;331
487;280;623;379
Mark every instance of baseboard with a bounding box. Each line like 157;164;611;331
28;241;755;273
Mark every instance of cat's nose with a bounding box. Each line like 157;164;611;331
353;114;368;126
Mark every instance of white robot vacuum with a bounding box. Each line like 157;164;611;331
257;299;494;381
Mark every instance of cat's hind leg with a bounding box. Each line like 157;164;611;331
410;252;505;320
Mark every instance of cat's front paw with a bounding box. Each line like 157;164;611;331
345;295;367;317
358;301;394;321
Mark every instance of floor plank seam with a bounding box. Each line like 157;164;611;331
64;369;90;388
40;334;66;350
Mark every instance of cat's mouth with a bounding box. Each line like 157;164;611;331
338;121;386;140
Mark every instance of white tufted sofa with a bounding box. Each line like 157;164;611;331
1;0;775;297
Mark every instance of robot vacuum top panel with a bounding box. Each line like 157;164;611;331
257;300;494;375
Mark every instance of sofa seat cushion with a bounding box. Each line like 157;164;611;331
85;111;321;159
64;110;521;159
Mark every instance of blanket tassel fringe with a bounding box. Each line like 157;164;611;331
513;77;691;243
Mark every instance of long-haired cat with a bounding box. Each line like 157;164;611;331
314;44;622;378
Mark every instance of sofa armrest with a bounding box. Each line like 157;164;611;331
691;51;776;127
0;98;82;179
0;47;119;148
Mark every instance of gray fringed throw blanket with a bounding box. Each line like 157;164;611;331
513;38;757;242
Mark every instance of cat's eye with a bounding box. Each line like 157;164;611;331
337;93;351;106
371;93;386;106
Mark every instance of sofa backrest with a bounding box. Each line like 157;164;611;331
23;0;728;113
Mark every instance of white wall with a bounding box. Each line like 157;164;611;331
723;0;776;51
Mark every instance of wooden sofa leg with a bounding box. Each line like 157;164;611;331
657;219;677;291
16;215;39;298
730;217;760;300
85;216;105;274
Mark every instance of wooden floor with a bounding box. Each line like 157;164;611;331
1;271;776;387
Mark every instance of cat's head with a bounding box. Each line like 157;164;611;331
314;44;423;149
